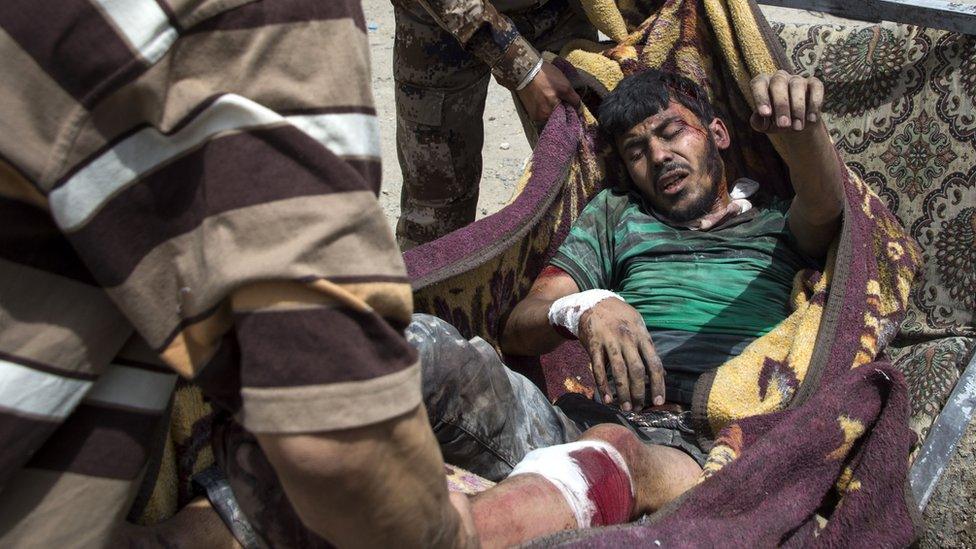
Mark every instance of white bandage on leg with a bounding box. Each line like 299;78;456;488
548;289;624;337
508;440;635;528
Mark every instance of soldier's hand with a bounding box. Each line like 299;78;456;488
577;298;665;412
516;61;581;123
749;71;824;134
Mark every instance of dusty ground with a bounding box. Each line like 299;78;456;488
920;415;976;547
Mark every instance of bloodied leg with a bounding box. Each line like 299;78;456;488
462;424;702;547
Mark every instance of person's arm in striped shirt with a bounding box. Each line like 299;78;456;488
0;0;475;545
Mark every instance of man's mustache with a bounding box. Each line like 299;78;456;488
653;162;692;187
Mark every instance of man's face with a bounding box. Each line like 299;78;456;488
615;101;731;223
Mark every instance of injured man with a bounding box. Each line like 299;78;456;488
413;67;844;509
143;68;843;547
496;68;843;472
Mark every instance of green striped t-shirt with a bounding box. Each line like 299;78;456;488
550;186;814;338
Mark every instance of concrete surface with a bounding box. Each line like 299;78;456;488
919;414;976;547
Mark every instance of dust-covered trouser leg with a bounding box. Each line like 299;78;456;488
407;313;582;481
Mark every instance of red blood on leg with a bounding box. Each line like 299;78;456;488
568;446;635;526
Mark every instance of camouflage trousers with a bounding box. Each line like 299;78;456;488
393;0;596;248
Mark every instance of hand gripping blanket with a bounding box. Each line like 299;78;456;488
405;0;929;545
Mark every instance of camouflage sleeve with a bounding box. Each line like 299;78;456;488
415;0;543;89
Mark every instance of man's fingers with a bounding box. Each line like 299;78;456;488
560;84;581;108
606;343;632;411
749;75;772;118
622;344;646;410
589;342;612;405
807;78;824;122
537;101;555;123
639;339;666;406
543;61;581;108
749;112;770;133
789;76;806;131
770;71;791;128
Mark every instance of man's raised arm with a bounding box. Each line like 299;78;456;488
749;71;844;259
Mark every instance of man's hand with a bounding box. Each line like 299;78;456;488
578;298;665;412
748;70;842;260
749;71;824;134
516;61;581;123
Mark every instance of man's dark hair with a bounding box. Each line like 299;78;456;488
598;69;717;139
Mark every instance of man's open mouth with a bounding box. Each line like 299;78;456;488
657;170;688;195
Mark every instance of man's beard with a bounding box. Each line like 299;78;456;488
656;137;723;223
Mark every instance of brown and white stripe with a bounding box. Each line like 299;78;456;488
0;0;419;543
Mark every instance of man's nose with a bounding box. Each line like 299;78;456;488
649;139;673;166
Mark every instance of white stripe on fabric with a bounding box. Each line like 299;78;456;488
0;359;92;419
91;0;178;64
51;94;380;231
84;364;177;412
287;113;380;159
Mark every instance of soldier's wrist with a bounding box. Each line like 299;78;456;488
491;35;542;89
515;58;544;90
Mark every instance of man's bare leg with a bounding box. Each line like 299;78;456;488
126;424;699;548
464;424;702;548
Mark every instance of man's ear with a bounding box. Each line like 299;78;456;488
708;117;731;150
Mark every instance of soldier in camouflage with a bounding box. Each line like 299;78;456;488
393;0;596;248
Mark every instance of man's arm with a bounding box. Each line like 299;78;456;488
501;266;581;356
114;409;475;548
409;0;580;121
501;267;666;411
749;71;844;259
257;406;475;548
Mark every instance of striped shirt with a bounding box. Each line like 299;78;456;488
0;0;418;544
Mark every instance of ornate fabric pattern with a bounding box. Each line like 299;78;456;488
891;337;976;459
134;380;216;524
445;464;495;494
772;20;976;339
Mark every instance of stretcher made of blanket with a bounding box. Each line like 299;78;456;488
403;0;975;544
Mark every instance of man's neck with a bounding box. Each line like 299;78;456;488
652;184;735;231
667;196;735;230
